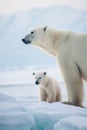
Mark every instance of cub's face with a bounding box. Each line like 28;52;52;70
33;72;47;85
22;27;47;45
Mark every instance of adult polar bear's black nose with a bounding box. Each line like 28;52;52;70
22;38;31;44
22;38;25;43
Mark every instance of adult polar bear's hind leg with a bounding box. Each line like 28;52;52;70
22;27;86;107
56;92;61;102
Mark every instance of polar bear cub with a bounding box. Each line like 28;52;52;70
33;72;61;103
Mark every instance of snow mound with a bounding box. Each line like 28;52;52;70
0;92;16;102
0;93;87;130
54;117;87;130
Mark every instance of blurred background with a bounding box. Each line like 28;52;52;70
0;0;87;71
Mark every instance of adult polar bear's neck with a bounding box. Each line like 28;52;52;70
38;28;68;57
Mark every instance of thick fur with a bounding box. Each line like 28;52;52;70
33;72;61;103
22;27;87;107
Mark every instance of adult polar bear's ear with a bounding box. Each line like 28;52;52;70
32;72;35;76
43;26;47;32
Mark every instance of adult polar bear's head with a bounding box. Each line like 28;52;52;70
22;27;59;56
22;27;47;45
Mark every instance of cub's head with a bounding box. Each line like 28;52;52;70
32;72;47;85
22;27;47;45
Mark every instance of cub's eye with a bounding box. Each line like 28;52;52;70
39;77;41;79
31;31;34;34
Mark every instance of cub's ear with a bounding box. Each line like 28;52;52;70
32;72;35;76
43;26;47;32
43;72;47;75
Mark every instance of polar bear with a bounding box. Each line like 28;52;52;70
32;72;61;103
22;26;87;107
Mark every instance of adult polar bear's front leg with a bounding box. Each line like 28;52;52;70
63;74;83;107
58;55;84;107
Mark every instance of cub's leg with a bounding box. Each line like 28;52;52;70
39;87;47;102
47;93;56;103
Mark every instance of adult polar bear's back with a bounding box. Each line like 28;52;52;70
22;27;87;107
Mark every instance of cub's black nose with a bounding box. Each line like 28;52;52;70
35;81;39;85
22;39;25;43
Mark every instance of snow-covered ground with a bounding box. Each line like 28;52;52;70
0;66;87;130
0;94;87;130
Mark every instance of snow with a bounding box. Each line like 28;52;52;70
54;116;87;130
0;92;87;130
0;66;87;130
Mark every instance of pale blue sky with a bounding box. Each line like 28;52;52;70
0;0;87;15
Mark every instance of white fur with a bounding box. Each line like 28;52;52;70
33;72;61;103
23;27;87;107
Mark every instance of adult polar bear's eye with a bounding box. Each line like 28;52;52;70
31;31;34;34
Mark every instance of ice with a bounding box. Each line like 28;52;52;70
0;92;87;130
0;92;16;102
0;66;87;130
54;117;87;130
32;102;87;130
0;93;36;130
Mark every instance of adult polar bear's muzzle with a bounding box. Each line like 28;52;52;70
22;38;31;44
